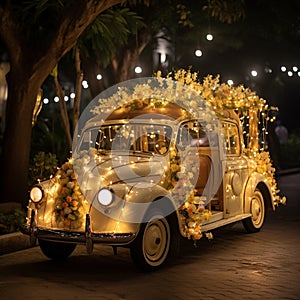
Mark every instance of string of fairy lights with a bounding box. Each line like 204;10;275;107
41;32;299;105
41;61;299;105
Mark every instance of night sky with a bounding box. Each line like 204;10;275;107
177;0;300;132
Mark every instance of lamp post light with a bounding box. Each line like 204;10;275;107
160;53;167;63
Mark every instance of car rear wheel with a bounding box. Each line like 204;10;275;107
242;189;265;233
38;239;76;260
130;209;179;271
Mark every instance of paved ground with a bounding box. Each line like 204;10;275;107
0;173;299;299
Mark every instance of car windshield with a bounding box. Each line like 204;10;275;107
80;123;172;155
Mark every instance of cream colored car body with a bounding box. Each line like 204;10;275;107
23;104;275;268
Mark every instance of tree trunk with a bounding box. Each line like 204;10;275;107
73;46;83;133
0;0;123;206
53;75;73;152
1;73;40;206
82;55;106;99
111;30;151;83
112;50;136;83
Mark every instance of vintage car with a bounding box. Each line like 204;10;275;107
22;80;284;271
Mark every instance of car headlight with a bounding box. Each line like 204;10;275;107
30;185;43;203
97;188;114;206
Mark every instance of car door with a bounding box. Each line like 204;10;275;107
222;121;248;217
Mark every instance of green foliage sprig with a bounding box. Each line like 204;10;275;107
28;152;58;186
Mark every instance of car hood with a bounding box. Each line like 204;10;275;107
77;152;168;193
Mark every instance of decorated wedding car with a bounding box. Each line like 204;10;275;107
22;70;286;271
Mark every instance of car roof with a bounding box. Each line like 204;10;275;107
105;102;192;122
83;100;240;129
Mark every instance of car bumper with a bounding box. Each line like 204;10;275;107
21;225;135;244
20;208;137;251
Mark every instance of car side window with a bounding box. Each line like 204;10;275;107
222;122;241;155
79;128;99;151
177;121;209;148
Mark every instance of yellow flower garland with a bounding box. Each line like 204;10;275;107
53;161;85;229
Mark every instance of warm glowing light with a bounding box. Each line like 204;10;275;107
70;93;75;99
43;98;49;104
264;67;272;73
160;53;167;63
98;188;113;206
251;70;258;77
227;79;234;86
134;66;142;74
30;186;43;202
82;80;89;88
195;49;203;57
280;66;286;72
206;33;213;41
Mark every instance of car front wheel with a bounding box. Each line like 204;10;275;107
38;239;76;260
130;209;179;271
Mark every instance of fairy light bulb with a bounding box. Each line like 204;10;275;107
134;66;142;74
195;49;202;57
206;33;213;41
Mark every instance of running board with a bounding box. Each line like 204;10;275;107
201;213;252;232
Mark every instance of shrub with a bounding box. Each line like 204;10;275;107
0;209;26;234
279;131;300;168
